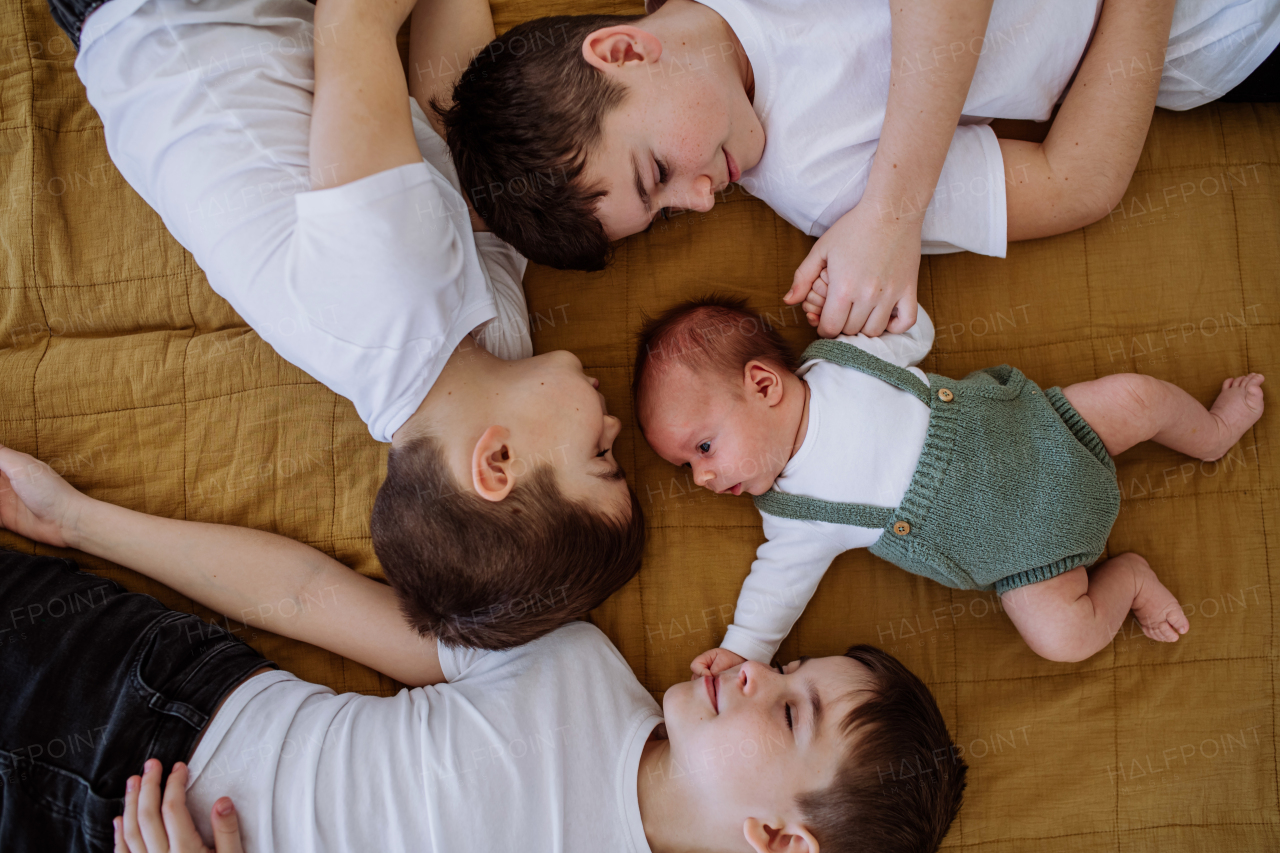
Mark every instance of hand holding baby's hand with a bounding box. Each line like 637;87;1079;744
787;200;920;338
690;647;748;677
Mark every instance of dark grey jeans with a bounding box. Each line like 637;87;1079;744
0;549;271;853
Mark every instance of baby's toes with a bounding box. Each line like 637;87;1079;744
1168;606;1190;635
1142;620;1179;643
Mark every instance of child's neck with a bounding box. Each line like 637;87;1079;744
648;0;755;102
636;733;736;853
391;335;503;445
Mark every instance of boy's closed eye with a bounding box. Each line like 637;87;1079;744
773;662;794;731
654;158;672;221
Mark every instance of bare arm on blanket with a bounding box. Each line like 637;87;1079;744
0;445;445;687
1001;0;1178;241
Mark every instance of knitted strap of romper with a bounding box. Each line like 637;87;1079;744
753;340;931;528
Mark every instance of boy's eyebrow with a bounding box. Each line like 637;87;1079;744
808;679;823;732
794;656;823;733
632;153;651;213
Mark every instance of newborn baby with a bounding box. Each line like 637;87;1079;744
634;296;1265;669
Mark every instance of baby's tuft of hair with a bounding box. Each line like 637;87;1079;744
801;645;968;853
632;294;800;418
371;435;646;650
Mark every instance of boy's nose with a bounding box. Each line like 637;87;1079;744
737;660;774;697
689;175;716;212
694;465;715;487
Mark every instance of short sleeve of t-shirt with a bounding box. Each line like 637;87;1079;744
436;641;493;683
284;100;533;441
813;123;1008;257
408;99;532;362
287;162;500;442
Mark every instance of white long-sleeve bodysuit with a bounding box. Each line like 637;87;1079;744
720;311;937;663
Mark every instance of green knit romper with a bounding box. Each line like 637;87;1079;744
753;340;1121;595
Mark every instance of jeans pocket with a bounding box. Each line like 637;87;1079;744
129;611;216;730
0;748;118;852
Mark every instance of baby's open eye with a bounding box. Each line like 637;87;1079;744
698;441;711;453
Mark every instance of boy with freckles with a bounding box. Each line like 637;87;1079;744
634;295;1266;669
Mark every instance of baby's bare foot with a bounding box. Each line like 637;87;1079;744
1203;373;1265;461
1123;553;1189;642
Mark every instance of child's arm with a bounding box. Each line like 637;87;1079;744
0;445;444;687
697;521;850;673
310;0;423;189
407;0;495;137
788;0;995;340
1001;0;1177;241
407;0;497;235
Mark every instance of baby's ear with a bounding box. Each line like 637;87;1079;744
744;360;786;406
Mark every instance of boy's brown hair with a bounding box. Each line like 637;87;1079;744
803;645;968;853
632;294;801;412
436;14;642;271
370;435;646;650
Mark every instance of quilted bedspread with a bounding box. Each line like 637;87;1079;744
2;0;1278;848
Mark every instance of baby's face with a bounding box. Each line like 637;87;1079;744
640;364;792;497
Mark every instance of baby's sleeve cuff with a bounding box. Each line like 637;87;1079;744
721;627;781;664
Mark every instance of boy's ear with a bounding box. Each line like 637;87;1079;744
744;360;786;407
471;425;515;503
581;25;663;73
743;817;820;853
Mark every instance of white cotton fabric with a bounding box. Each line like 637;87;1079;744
720;310;935;664
185;623;662;853
689;0;1280;258
76;0;531;443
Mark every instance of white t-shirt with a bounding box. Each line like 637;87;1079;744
690;0;1280;258
721;311;935;664
76;0;532;443
185;622;662;853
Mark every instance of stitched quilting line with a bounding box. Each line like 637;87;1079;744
17;0;51;465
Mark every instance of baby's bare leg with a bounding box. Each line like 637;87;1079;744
1001;554;1189;662
1062;373;1264;461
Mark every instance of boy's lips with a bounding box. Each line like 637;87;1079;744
705;674;719;713
725;147;741;183
730;483;743;496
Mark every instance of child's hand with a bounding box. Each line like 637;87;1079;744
114;760;243;853
787;201;920;338
691;647;748;677
0;444;89;549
